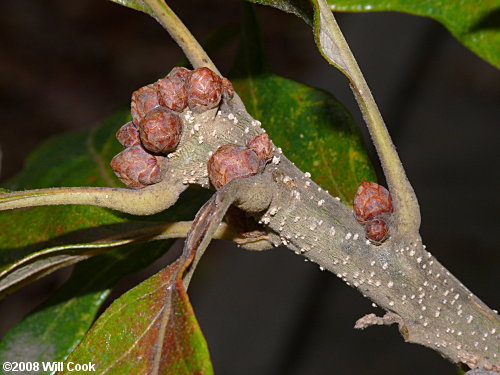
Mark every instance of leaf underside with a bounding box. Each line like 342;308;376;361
59;188;237;375
59;257;213;375
248;0;500;68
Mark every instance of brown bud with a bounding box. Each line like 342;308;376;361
221;77;234;101
207;144;260;189
246;133;273;163
131;83;160;125
365;218;389;244
353;181;393;223
156;67;190;112
186;67;223;112
110;145;163;188
138;107;182;155
116;121;140;147
168;66;191;83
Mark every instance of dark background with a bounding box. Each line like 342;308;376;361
0;1;498;374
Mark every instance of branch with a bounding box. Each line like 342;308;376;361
3;2;497;371
181;174;273;288
257;155;499;370
139;4;498;369
141;0;219;74
312;0;420;235
0;178;185;215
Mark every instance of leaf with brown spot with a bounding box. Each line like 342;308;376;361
60;179;254;374
59;238;213;375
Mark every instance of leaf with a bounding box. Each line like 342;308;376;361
58;193;232;375
232;3;376;204
237;75;375;203
248;0;500;68
327;0;500;69
247;0;313;23
0;111;128;295
0;221;182;298
0;240;174;373
107;0;155;17
59;259;213;375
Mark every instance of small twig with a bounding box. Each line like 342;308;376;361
182;174;273;288
141;0;219;74
313;0;420;235
0;178;185;215
0;218;269;298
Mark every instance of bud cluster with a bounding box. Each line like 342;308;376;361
353;181;393;244
207;133;273;189
110;67;234;188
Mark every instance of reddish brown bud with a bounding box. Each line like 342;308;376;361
116;122;140;147
131;83;160;125
221;77;234;101
138;107;182;155
156;68;189;112
168;66;191;83
365;218;389;244
207;144;260;189
246;133;273;163
186;67;223;112
353;181;393;223
110;145;163;188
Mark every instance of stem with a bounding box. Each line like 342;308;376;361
0;219;261;299
0;178;185;215
261;156;499;369
182;174;273;288
142;0;219;73
314;0;420;234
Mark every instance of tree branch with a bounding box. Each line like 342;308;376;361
2;2;497;371
0;178;185;215
312;0;420;235
181;174;273;288
141;0;219;74
136;4;498;368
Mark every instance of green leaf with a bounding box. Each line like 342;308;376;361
248;0;500;68
107;0;155;17
0;110;211;371
327;0;500;69
247;0;313;24
0;240;174;373
0;111;128;295
60;234;214;375
59;182;238;375
232;2;375;204
0;222;179;298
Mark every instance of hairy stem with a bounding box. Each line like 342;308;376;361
0;178;185;215
0;218;264;299
258;156;499;370
142;0;219;73
127;3;498;368
313;0;420;234
182;174;273;288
